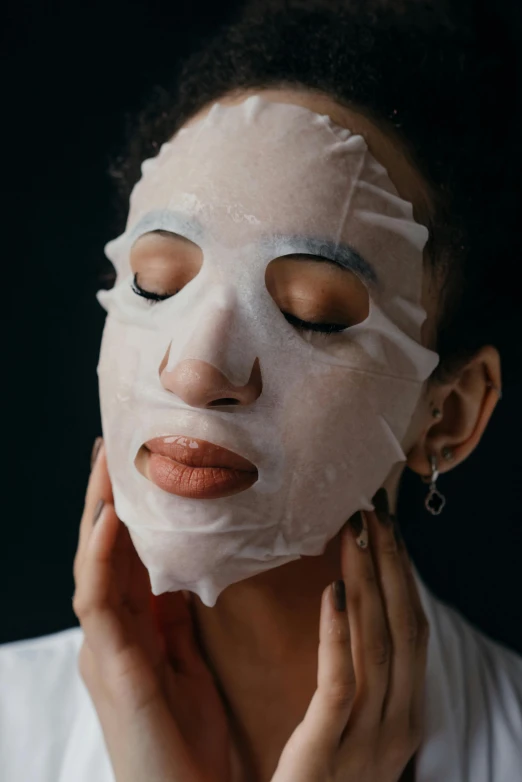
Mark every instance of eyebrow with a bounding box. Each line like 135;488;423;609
128;210;207;244
267;234;378;284
130;210;377;284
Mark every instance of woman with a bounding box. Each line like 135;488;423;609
1;2;521;781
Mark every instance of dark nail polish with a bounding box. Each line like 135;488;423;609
348;511;363;537
93;499;104;526
332;580;346;612
348;510;369;549
373;488;393;526
90;437;103;471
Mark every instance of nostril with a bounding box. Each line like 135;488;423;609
208;398;240;406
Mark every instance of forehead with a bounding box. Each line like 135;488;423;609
119;96;430;343
184;87;433;230
99;94;442;361
129;100;389;243
127;96;427;282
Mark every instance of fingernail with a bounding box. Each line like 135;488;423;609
90;437;103;471
93;499;105;526
332;580;346;612
373;488;393;527
348;511;368;550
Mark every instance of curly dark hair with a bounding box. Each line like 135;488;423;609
107;0;521;388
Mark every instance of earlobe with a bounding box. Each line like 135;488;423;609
407;345;502;478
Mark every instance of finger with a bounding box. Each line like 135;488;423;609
341;510;390;736
297;581;356;756
73;499;162;708
73;500;128;656
85;439;113;510
395;536;430;734
366;489;418;727
73;441;113;581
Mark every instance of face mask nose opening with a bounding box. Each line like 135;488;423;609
208;398;241;406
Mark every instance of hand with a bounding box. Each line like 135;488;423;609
72;439;232;782
271;491;429;782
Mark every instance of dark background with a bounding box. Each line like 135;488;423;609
2;1;521;652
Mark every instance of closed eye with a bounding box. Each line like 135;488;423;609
131;275;347;334
281;311;347;334
131;274;177;303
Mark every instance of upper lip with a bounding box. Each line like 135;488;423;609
144;436;258;473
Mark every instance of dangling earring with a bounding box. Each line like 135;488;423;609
422;454;446;515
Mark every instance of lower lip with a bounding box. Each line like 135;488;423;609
146;451;258;499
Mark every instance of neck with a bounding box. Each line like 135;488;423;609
190;472;402;779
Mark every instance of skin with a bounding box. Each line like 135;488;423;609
151;89;501;778
150;88;501;778
75;446;427;782
74;87;503;782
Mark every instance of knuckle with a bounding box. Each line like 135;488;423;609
367;636;390;666
71;591;93;619
321;680;356;710
380;537;399;559
361;562;377;586
327;621;351;646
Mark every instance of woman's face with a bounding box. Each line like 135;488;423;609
96;90;440;606
130;87;440;440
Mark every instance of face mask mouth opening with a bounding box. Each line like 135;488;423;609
133;440;260;500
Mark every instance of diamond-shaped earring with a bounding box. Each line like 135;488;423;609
423;454;446;515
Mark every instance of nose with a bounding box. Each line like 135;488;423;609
159;346;263;407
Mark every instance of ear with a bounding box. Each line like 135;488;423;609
407;345;502;477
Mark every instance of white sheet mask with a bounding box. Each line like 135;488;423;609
97;96;439;607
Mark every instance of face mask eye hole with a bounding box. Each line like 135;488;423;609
129;230;203;300
265;255;370;333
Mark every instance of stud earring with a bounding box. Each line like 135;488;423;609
431;407;442;420
422;453;446;515
441;446;454;462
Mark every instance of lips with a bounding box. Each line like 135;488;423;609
138;435;258;499
145;435;257;471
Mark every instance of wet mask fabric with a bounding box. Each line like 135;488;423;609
97;96;439;607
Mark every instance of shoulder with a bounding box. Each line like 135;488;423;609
0;626;85;725
416;566;522;706
0;626;114;782
412;566;522;781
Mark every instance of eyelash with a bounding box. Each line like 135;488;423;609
131;274;346;334
132;274;175;302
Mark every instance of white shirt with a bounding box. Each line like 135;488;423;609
1;565;521;782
